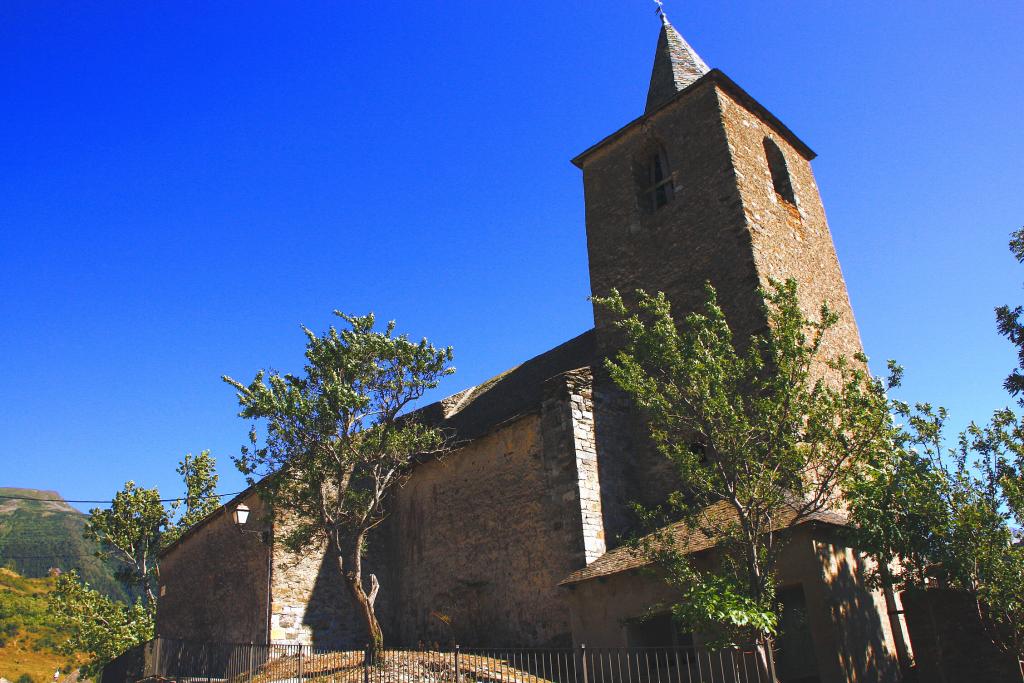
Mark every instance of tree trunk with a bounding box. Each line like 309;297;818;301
348;573;383;653
144;581;157;610
745;557;776;681
333;532;384;652
755;635;779;683
879;563;913;673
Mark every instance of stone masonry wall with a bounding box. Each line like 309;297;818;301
578;80;769;546
580;79;767;358
380;410;584;647
268;505;394;647
268;531;369;647
157;490;270;644
901;588;1022;683
540;368;605;565
577;76;864;546
565;371;605;564
589;375;680;549
811;530;902;683
716;87;865;365
262;395;596;649
566;526;903;683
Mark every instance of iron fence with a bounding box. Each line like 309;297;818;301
127;638;768;683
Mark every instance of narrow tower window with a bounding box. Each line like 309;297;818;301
640;149;675;214
763;137;796;205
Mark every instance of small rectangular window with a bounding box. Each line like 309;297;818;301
641;150;675;214
764;137;796;205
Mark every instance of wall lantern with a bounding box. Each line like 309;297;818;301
232;501;269;545
232;503;250;526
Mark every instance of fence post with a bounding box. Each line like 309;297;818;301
581;644;588;683
363;644;371;683
454;644;460;683
297;646;304;682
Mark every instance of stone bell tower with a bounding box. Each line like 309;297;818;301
575;12;863;364
574;12;865;544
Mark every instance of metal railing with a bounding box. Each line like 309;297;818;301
125;638;767;683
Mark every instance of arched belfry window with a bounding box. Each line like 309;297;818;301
763;137;796;205
638;148;675;214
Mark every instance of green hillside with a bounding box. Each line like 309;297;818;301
0;567;86;683
0;489;126;602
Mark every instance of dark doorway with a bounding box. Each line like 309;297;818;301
776;585;820;683
625;612;694;649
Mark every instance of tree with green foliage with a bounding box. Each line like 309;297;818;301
594;280;895;677
47;452;219;677
224;311;454;650
995;226;1024;401
84;483;166;607
847;226;1024;664
47;571;153;680
84;451;219;605
845;401;1024;661
960;411;1024;659
162;452;222;547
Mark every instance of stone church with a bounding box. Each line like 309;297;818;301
157;14;908;683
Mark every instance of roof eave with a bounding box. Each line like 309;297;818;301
571;69;816;170
559;513;847;586
158;486;257;559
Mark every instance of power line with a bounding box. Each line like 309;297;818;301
0;491;246;505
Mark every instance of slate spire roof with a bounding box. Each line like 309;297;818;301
645;10;710;114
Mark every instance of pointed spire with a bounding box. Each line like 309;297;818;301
645;9;710;113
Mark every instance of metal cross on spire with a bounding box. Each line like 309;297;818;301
652;0;669;23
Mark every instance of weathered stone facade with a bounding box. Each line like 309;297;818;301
157;16;903;682
158;333;608;648
540;367;605;565
577;70;862;366
157;490;270;643
272;371;602;648
381;412;572;646
267;524;362;647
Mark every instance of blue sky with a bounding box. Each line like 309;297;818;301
1;1;1022;511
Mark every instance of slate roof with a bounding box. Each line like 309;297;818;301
560;501;849;585
413;329;595;442
646;13;710;113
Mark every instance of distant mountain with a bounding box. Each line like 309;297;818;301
0;488;127;601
